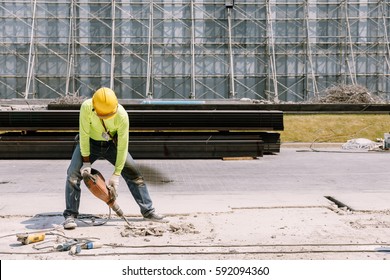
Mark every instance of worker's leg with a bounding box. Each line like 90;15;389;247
104;145;155;216
63;140;101;218
122;153;155;216
63;143;83;218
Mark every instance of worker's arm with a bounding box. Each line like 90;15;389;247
113;108;129;175
79;100;92;161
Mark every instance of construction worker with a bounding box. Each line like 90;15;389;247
63;87;164;229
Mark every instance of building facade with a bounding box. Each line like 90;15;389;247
0;0;389;101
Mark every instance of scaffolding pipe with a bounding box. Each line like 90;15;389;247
110;0;116;89
145;0;154;99
304;0;319;99
71;2;78;95
227;7;235;99
381;0;390;71
190;0;196;99
266;0;279;102
65;0;75;96
24;0;37;99
344;0;357;85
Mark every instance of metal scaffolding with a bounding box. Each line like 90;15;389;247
0;0;389;101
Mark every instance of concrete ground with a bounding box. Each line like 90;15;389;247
1;144;390;260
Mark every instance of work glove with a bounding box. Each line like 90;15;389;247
80;162;91;175
108;174;120;200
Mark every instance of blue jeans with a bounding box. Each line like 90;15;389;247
63;138;155;218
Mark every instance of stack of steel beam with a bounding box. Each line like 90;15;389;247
0;109;283;159
0;110;283;131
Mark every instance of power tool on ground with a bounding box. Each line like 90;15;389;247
83;168;131;227
17;232;45;245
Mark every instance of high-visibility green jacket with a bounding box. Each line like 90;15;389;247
79;99;129;175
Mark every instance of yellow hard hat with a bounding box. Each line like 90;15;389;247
92;87;118;119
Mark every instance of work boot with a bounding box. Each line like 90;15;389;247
143;212;167;223
63;217;77;230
